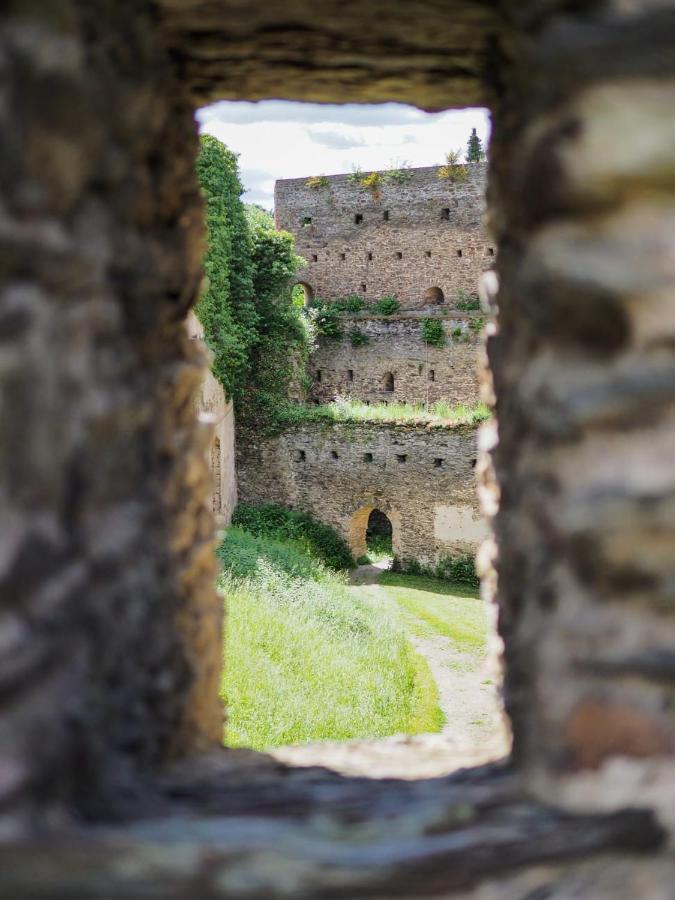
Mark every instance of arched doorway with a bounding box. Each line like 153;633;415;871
349;504;401;562
424;286;444;304
365;509;393;560
293;281;314;306
383;372;395;392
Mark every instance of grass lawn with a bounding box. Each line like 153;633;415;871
378;572;487;653
219;528;443;749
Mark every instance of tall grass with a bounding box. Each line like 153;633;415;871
273;399;490;428
219;528;443;749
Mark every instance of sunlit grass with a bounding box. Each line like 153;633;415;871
275;399;491;428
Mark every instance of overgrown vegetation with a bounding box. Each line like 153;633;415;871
265;399;490;432
438;149;469;183
421;318;446;346
196;135;309;424
219;527;443;748
232;502;354;570
466;128;486;163
455;289;481;311
349;327;369;347
371;295;400;315
392;553;480;589
306;174;329;189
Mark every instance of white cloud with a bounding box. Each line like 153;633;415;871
198;101;490;209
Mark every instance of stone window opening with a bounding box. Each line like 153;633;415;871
316;369;322;382
312;253;318;261
424;286;444;305
383;372;395;392
383;210;390;221
429;369;435;382
367;251;373;260
294;449;306;462
434;457;444;468
488;247;495;256
331;450;339;460
361;282;367;292
348;369;354;381
340;252;346;260
302;216;312;226
441;208;450;220
354;213;363;224
471;457;477;468
457;248;463;257
396;251;403;259
396;454;407;464
425;250;432;258
363;452;373;463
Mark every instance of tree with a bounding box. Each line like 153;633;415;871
466;128;485;163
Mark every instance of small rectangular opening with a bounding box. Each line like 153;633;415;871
363;452;373;463
302;216;312;226
429;369;435;382
348;369;354;381
425;250;431;258
331;450;339;460
340;252;346;260
396;454;407;464
354;213;363;224
383;210;390;221
294;449;306;462
457;249;463;257
312;253;318;262
396;252;403;260
367;252;373;260
316;369;322;382
441;208;450;220
434;458;444;468
361;283;366;292
488;247;495;256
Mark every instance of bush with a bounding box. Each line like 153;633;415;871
421;318;445;346
438;149;469;183
231;502;355;570
306;175;329;189
349;327;369;347
372;295;400;315
455;289;480;311
435;554;480;588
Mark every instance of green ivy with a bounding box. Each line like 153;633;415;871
349;328;369;347
421;318;445;346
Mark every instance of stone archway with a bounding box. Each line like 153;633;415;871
349;503;402;560
295;281;314;305
424;286;444;305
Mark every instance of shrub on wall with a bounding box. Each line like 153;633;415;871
232;502;355;570
421;318;446;346
437;149;469;183
372;295;400;315
455;289;480;311
306;175;329;189
349;328;369;347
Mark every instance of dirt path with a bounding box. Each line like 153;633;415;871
271;565;509;778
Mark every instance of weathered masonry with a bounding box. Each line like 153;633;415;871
309;312;481;406
276;164;490;310
3;2;675;898
238;422;486;565
186;313;237;526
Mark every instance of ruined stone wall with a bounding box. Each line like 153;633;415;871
309;312;482;406
186;313;237;526
237;422;485;565
276;165;491;311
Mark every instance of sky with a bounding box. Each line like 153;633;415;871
197;102;490;210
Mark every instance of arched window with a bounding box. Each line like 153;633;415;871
383;372;394;392
424;286;444;305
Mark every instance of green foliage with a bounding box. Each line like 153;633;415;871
217;527;328;582
455;289;481;311
194;135;259;400
451;326;464;339
390;553;480;589
349;327;369;347
306;174;329;189
438;149;469;183
359;171;382;196
371;295;400;315
469;316;485;334
466;128;486;163
382;160;414;184
232;502;354;570
312;306;343;339
348;166;364;184
421;318;446;346
264;399;490;433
